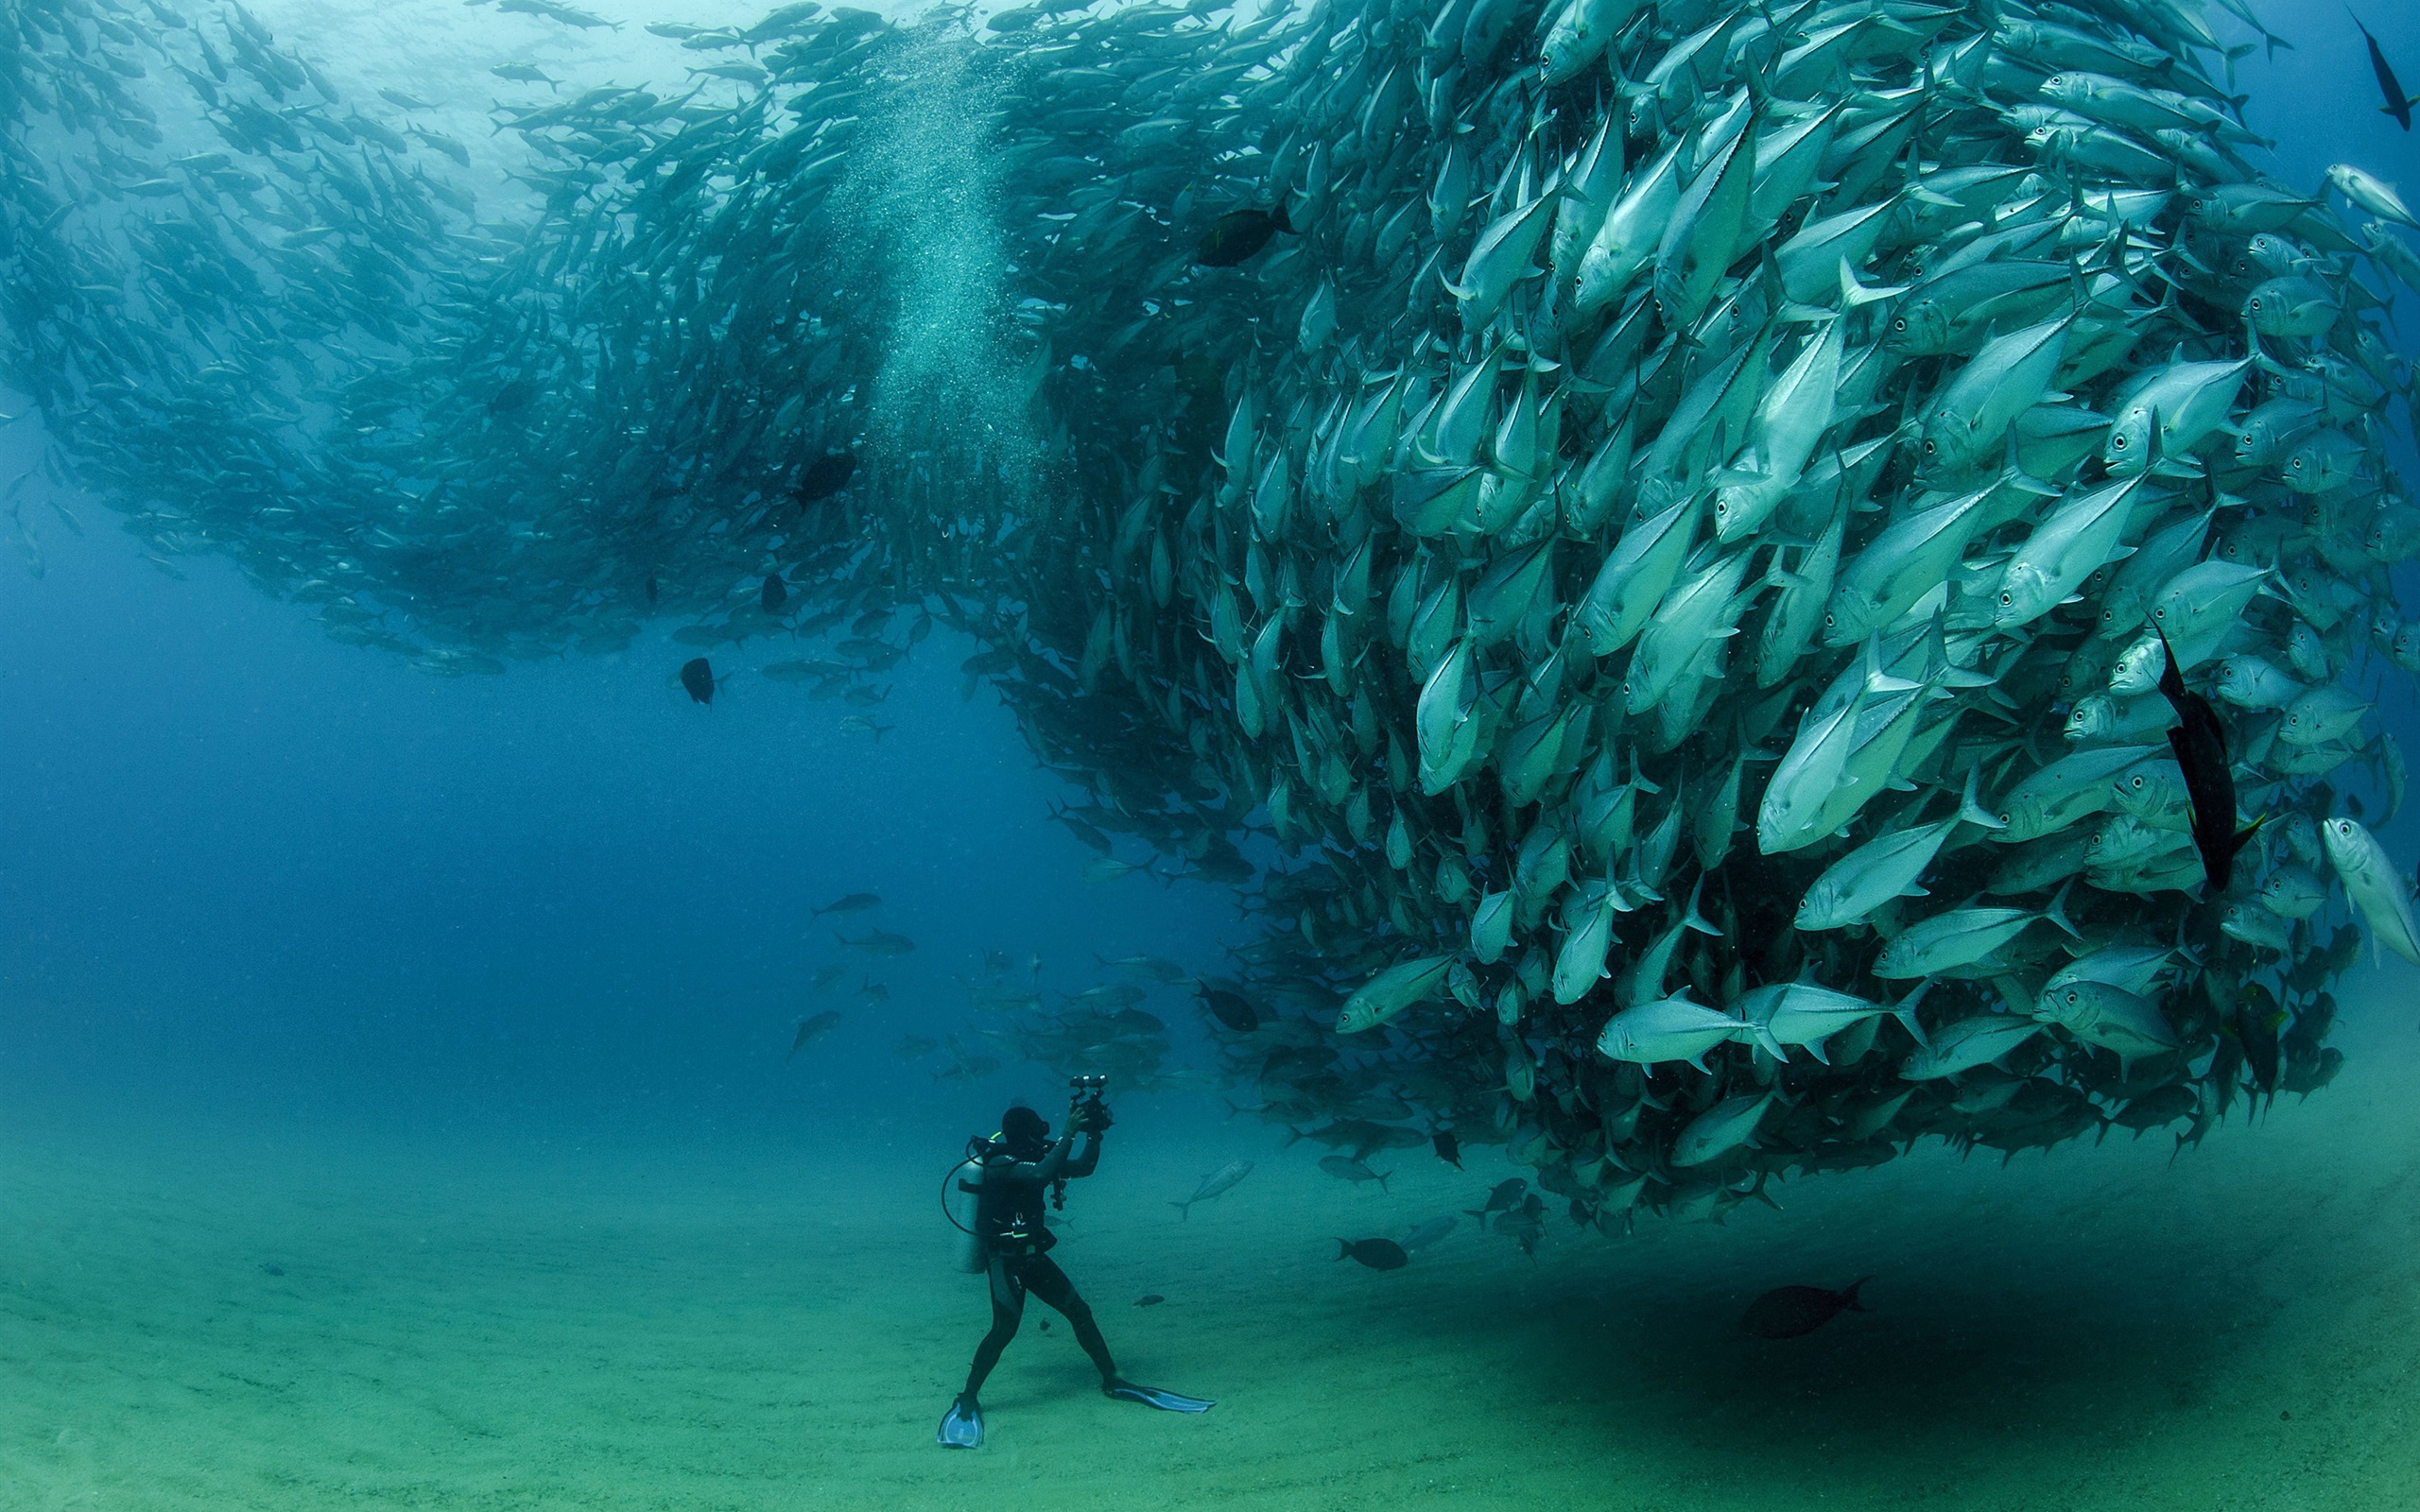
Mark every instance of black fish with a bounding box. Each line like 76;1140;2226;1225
644;573;659;605
490;377;536;414
1463;1177;1527;1219
2151;625;2260;890
1431;1128;1462;1169
1335;1238;1409;1270
1197;982;1259;1032
786;1009;842;1060
761;573;786;614
795;450;856;504
2354;11;2418;129
680;656;716;705
1742;1278;1871;1339
1134;1294;1165;1307
1196;203;1294;266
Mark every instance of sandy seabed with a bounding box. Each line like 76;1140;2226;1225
8;978;2420;1512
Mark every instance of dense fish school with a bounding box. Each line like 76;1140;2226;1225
6;0;2420;1229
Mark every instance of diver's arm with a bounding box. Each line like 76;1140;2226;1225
991;1133;1080;1186
1063;1131;1102;1178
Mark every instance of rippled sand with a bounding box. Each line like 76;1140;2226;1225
7;973;2419;1511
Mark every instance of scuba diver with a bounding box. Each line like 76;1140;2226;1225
938;1077;1212;1449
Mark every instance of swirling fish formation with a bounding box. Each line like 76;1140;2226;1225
5;0;2419;1229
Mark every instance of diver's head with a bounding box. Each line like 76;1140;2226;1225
1000;1104;1050;1158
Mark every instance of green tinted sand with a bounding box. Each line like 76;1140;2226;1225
7;980;2418;1511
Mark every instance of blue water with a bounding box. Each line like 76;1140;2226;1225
6;1;2420;1506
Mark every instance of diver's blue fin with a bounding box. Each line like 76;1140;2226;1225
1104;1381;1216;1414
937;1394;984;1449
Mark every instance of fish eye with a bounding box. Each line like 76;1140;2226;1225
2112;435;2126;449
1999;591;2012;604
1892;318;1906;332
1923;439;1936;454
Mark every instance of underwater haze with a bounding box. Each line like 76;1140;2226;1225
8;0;2420;1505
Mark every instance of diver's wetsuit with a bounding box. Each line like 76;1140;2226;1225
962;1128;1117;1397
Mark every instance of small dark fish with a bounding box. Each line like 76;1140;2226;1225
810;964;850;992
491;63;559;86
856;982;890;1008
2354;11;2418;129
761;573;786;614
894;1033;939;1059
258;1262;285;1276
814;891;882;916
2152;626;2261;890
1196;203;1295;266
378;87;433;111
1400;1214;1458;1251
1463;1177;1527;1219
1431;1128;1462;1169
1319;1154;1392;1192
490;377;536;414
786;1009;842;1061
1335;1238;1409;1270
1134;1294;1165;1307
644;573;659;605
1742;1278;1871;1339
1196;982;1259;1032
795;451;856;504
838;928;916;956
680;657;715;705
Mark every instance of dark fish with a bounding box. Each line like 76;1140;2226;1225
1431;1128;1462;1169
1197;982;1259;1032
680;657;715;704
761;573;786;613
1196;203;1294;266
258;1262;285;1276
491;63;560;86
1319;1154;1392;1192
1335;1238;1409;1270
810;964;850;992
814;891;882;915
795;451;856;504
2151;626;2261;890
839;928;916;955
644;573;658;605
490;377;536;414
1133;1294;1165;1307
893;1033;939;1059
1463;1177;1527;1219
2354;11;2418;129
786;1009;842;1061
1742;1278;1871;1339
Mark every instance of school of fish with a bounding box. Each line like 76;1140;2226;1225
5;0;2419;1230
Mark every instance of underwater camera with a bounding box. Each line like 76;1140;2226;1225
1068;1074;1112;1135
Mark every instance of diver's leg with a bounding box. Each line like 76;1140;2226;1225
962;1257;1026;1399
1020;1254;1119;1385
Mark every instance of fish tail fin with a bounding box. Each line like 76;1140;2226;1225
1270;199;1295;235
1333;1240;1351;1261
1170;1200;1191;1219
1958;764;2005;831
1893;980;1933;1048
1280;1125;1305;1148
1377;1171;1393;1194
2044;878;2081;938
1841;1276;1873;1311
1683;875;1720;936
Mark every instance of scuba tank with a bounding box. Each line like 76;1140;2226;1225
942;1135;992;1273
